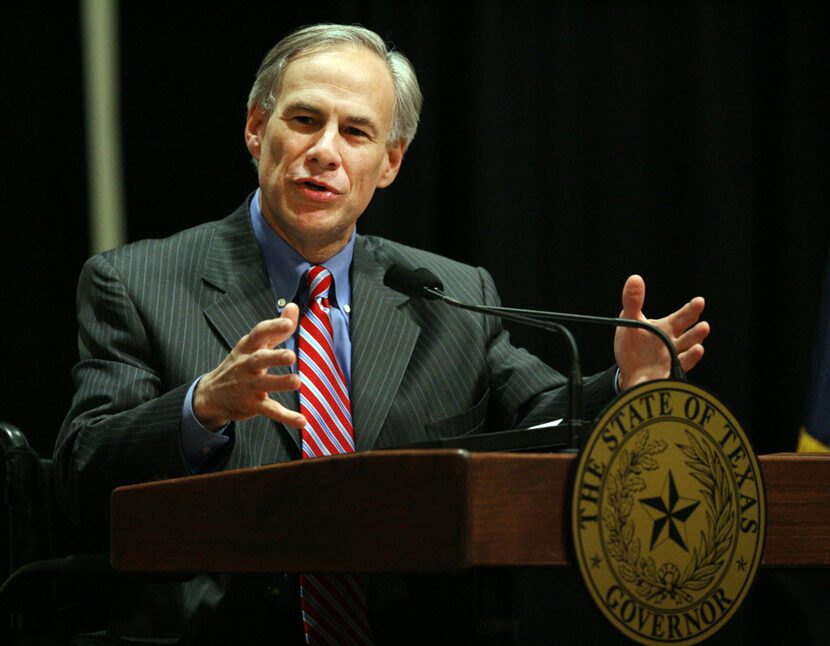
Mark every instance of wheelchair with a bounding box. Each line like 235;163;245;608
1;421;112;644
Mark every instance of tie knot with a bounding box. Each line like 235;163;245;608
306;266;332;302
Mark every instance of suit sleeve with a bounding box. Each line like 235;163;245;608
54;254;193;531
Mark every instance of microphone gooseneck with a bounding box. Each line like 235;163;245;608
383;263;685;382
465;302;686;382
383;264;688;450
384;265;584;448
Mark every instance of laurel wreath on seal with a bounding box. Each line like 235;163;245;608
603;429;735;605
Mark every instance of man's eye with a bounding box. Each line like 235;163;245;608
344;126;368;138
293;116;315;126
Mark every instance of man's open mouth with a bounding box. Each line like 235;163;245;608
301;181;333;192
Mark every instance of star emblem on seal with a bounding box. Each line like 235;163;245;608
639;470;701;551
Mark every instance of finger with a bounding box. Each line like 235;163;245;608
281;302;300;328
259;398;307;429
240;317;296;352
673;321;711;352
679;344;705;372
666;296;706;335
620;274;646;321
248;348;298;371
252;372;301;393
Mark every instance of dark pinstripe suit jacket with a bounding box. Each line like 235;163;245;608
54;198;617;641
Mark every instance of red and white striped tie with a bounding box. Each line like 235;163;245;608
298;266;373;645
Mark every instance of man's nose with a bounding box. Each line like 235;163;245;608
306;125;341;169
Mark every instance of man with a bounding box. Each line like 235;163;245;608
55;23;708;644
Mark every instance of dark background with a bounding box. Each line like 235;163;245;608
2;3;829;644
2;1;828;461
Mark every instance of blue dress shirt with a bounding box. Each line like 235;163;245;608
181;189;354;472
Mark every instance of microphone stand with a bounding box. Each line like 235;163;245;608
420;287;687;450
383;265;686;451
420;288;584;450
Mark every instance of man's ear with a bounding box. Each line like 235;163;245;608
377;139;406;188
244;104;268;161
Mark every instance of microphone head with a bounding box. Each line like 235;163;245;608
383;265;444;300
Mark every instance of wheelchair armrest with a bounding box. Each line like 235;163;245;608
1;421;32;505
1;422;30;497
0;421;29;452
0;553;112;607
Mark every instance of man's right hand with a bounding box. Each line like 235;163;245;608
193;303;307;431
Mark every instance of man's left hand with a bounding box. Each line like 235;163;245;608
614;274;710;391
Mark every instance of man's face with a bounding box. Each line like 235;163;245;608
245;45;404;262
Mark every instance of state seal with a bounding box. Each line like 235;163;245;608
572;380;765;645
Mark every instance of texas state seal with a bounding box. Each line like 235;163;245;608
572;380;765;645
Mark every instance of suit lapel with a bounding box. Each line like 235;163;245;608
350;238;420;451
201;204;301;450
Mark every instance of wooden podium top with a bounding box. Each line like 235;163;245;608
110;450;830;573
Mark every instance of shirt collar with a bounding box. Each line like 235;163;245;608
250;188;354;313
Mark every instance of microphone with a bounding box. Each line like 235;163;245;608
384;265;586;449
382;265;444;300
383;265;687;449
383;264;685;380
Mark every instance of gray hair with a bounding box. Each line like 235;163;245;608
247;23;422;149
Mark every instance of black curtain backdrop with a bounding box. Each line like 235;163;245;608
2;1;828;463
2;3;830;644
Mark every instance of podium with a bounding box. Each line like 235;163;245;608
110;450;830;572
108;450;830;643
